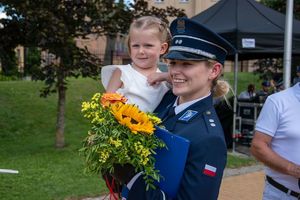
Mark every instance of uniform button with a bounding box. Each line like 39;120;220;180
206;111;211;115
209;119;214;122
210;123;216;127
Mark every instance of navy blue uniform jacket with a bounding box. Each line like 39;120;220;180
127;91;227;200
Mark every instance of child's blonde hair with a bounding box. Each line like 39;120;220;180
127;16;171;55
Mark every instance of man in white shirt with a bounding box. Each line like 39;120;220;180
251;83;300;200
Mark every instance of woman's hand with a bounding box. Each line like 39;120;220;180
112;163;136;185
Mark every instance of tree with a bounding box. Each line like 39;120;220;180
255;0;300;81
102;0;186;65
24;47;41;78
0;0;108;148
0;0;185;148
261;0;300;20
0;17;20;76
253;58;283;81
0;49;17;76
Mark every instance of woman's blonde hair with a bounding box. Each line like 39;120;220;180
206;60;232;99
127;16;171;55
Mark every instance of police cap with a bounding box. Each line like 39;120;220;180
164;18;235;65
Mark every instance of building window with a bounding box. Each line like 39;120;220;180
154;0;164;3
179;0;189;3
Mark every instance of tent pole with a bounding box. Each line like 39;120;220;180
232;53;238;153
283;0;293;89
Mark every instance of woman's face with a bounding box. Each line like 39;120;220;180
168;59;221;104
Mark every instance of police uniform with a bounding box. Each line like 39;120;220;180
121;17;235;200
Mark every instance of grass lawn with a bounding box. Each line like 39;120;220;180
223;72;261;95
0;74;258;200
0;78;105;200
226;154;258;169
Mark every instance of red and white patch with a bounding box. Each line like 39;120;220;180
203;164;217;177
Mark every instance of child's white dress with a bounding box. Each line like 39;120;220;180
101;64;169;112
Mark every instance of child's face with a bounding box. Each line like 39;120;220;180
129;28;167;71
168;59;220;104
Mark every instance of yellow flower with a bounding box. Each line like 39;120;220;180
111;103;155;134
91;93;101;101
91;113;104;124
99;150;110;163
134;142;151;166
141;157;149;166
148;115;162;125
81;102;91;112
141;148;151;158
109;137;122;147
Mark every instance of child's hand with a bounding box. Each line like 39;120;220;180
147;72;170;86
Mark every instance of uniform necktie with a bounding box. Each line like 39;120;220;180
121;185;129;200
168;106;176;117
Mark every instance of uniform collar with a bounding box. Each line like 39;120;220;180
161;95;213;131
173;93;211;115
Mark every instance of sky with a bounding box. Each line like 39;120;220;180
0;12;6;19
0;7;5;19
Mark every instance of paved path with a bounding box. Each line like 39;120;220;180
219;169;265;200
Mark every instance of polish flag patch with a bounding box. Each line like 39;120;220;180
203;164;217;177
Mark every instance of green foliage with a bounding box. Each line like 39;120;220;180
0;48;18;76
261;0;300;20
24;47;41;78
101;0;186;65
132;0;186;22
0;0;104;96
256;1;300;81
253;58;283;81
0;73;19;81
0;78;105;200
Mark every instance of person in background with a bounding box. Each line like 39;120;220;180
113;17;236;200
101;16;171;112
251;82;300;200
238;83;256;100
274;80;284;93
292;66;300;86
255;81;272;103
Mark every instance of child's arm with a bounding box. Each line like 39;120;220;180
147;72;170;86
106;68;123;92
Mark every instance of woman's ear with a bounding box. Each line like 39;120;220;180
160;42;169;55
209;62;222;80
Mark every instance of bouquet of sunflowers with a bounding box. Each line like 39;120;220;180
79;93;166;190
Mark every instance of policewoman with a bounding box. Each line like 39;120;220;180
118;17;235;200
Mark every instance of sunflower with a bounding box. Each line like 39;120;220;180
111;103;155;135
